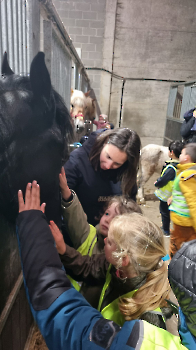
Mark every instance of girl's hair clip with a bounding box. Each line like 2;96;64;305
162;254;170;261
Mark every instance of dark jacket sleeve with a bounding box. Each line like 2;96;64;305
60;246;109;285
155;167;176;188
181;117;195;138
64;152;83;191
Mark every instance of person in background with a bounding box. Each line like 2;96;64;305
93;114;108;130
64;128;140;226
168;143;196;257
106;122;115;130
181;108;196;143
169;239;196;350
154;140;184;236
16;182;186;350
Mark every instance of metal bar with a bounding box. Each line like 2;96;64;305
1;0;8;54
7;0;14;71
12;0;19;73
26;0;30;73
165;116;183;123
0;2;2;69
43;20;52;75
0;272;23;335
18;0;23;73
171;80;196;88
22;0;27;74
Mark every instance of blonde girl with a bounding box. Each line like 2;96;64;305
51;212;171;328
108;213;171;323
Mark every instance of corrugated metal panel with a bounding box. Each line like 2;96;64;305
81;74;88;92
0;0;29;74
51;31;72;109
180;85;192;119
189;85;196;109
75;64;79;89
166;87;177;117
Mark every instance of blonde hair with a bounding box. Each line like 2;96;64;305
109;213;170;320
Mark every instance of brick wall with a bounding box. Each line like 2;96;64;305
53;0;106;102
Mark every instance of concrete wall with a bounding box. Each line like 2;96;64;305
101;0;196;145
53;0;196;146
53;0;106;101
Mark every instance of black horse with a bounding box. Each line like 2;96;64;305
0;52;73;225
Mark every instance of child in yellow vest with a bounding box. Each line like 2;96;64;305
59;167;142;298
168;143;196;257
59;166;142;256
154;140;184;237
50;213;171;329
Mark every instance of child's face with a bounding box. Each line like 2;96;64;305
179;148;190;164
104;232;117;266
99;203;119;237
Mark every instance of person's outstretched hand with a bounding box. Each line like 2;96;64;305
167;197;172;206
49;220;66;255
18;181;46;213
59;167;71;200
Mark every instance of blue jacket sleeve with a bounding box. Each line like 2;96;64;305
16;210;139;350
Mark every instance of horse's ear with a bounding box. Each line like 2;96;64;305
30;52;51;100
2;52;14;75
84;90;91;97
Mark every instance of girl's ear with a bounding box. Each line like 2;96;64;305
122;255;130;267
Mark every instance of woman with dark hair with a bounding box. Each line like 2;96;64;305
64;128;141;226
180;108;196;143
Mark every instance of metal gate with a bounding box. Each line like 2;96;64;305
0;1;92;349
164;81;196;145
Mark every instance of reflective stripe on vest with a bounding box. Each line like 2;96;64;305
98;264;164;327
155;164;177;202
67;225;97;291
169;173;190;217
139;320;187;350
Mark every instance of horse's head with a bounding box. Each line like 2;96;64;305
85;93;97;122
0;52;73;225
70;89;88;133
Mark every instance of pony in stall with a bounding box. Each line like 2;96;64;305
85;92;97;122
137;144;169;203
0;52;73;226
71;89;97;134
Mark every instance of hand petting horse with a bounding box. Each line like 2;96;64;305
0;52;73;226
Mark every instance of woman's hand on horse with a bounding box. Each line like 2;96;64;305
18;181;46;213
49;220;66;255
59;167;71;200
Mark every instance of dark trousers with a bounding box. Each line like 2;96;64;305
159;200;170;233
